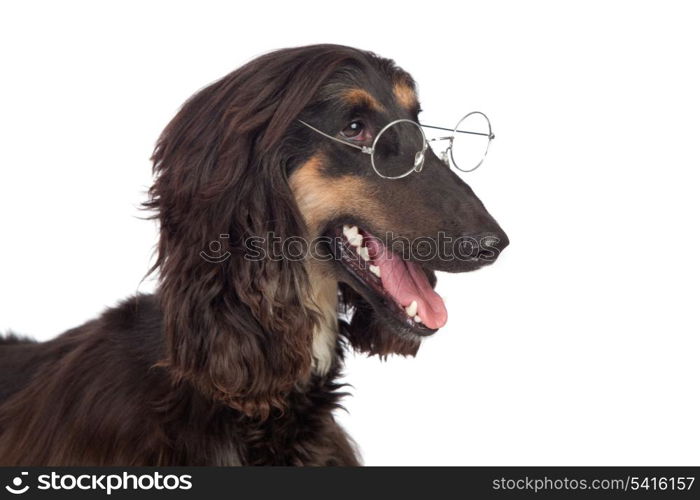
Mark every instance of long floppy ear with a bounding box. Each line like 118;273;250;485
145;46;354;418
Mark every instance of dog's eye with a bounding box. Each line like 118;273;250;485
340;120;369;141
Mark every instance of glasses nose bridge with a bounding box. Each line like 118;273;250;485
428;135;454;148
427;135;454;163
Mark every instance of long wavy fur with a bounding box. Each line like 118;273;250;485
143;46;368;418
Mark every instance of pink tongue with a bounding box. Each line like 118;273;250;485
365;236;448;329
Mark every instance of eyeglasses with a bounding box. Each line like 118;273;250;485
298;111;493;180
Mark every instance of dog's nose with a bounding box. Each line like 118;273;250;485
481;230;509;255
470;230;509;262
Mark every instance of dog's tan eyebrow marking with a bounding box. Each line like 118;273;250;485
290;153;387;235
341;88;385;112
393;82;418;110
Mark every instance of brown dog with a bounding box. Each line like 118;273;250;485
0;44;507;465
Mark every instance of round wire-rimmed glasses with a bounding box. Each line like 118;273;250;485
298;110;493;179
422;111;494;173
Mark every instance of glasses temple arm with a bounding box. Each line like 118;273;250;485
421;123;494;139
298;120;371;153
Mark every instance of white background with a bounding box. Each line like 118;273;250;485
1;1;698;465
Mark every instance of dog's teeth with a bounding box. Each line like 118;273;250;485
369;265;381;278
414;315;422;323
343;225;359;240
359;246;370;261
349;233;363;247
405;300;418;317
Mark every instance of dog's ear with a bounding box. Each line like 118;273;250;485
145;47;353;418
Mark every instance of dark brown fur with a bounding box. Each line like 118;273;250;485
0;296;357;465
0;44;507;465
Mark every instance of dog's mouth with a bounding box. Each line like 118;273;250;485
329;224;448;336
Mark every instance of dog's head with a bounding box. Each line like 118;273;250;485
147;44;507;417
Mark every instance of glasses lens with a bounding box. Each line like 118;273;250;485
371;120;426;179
450;112;492;172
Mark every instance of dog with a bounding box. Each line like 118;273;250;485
0;44;508;465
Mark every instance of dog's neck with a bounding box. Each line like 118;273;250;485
306;263;339;376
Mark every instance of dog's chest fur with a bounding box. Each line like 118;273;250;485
307;265;340;376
